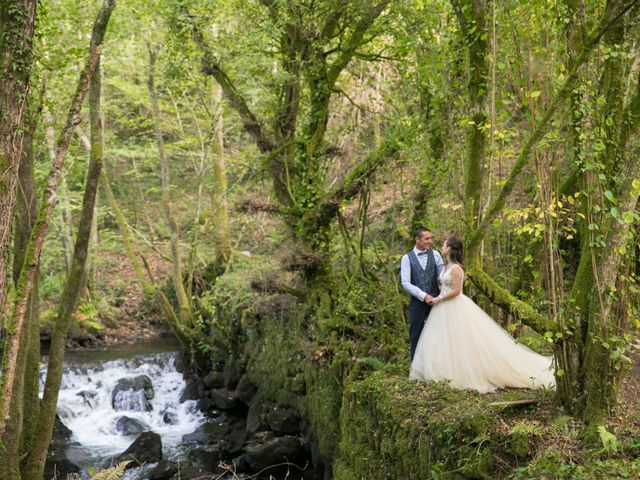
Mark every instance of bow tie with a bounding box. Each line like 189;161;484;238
417;251;429;256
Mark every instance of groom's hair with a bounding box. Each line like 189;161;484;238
413;226;431;239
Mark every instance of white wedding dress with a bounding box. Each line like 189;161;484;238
409;265;555;393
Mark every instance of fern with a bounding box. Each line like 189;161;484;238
356;356;385;371
597;425;619;453
90;461;131;480
549;415;572;435
510;419;544;437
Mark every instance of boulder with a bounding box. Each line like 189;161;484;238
162;411;178;425
44;457;81;480
246;399;270;433
45;415;80;480
235;435;307;473
144;459;178;480
235;375;257;405
197;397;213;412
76;389;98;409
267;407;302;434
203;371;225;390
211;389;239;410
220;427;247;457
51;414;73;447
117;431;163;468
187;445;223;471
168;464;212;480
182;422;230;445
179;379;200;403
116;416;150;436
112;375;154;412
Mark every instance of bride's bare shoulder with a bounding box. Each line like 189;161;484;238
450;263;464;275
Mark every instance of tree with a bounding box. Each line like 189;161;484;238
453;0;640;422
0;0;38;317
0;2;116;477
175;0;402;281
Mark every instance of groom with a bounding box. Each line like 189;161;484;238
400;227;444;361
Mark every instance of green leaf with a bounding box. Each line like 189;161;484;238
604;190;616;204
622;211;635;224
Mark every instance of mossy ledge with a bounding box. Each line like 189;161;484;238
222;315;640;478
205;263;640;479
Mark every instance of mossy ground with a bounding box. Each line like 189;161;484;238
336;368;640;479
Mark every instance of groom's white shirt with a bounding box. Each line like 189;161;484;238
400;247;444;301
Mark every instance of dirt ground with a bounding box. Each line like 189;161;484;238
63;249;173;349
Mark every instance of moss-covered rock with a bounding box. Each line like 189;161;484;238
336;371;503;479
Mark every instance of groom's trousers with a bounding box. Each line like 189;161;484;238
409;299;432;361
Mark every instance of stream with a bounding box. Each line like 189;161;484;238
41;341;206;477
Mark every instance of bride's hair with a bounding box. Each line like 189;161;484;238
446;237;464;265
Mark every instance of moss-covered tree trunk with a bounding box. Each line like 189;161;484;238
186;0;392;283
451;2;490;331
19;3;114;477
574;1;636;423
210;82;231;278
147;43;193;323
0;0;37;316
0;90;41;480
0;49;100;446
550;0;587;413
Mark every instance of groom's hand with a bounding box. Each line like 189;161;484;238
424;294;434;304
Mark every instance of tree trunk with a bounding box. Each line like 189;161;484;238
210;82;231;279
460;0;489;236
147;43;192;323
0;48;100;444
16;3;114;474
0;88;41;480
0;0;37;315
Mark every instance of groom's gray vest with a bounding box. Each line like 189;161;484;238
408;249;440;305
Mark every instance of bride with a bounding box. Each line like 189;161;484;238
409;237;555;393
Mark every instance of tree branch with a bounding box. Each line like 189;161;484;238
327;1;390;86
306;129;403;230
467;258;555;333
189;23;275;154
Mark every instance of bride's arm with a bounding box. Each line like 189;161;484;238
433;265;463;304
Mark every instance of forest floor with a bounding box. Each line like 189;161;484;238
60;248;173;349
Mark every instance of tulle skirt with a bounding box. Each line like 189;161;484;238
409;294;555;393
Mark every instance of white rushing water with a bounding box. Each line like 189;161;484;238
42;351;206;466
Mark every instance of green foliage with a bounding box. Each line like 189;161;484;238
355;356;386;372
508;420;544;459
549;415;573;436
511;453;640;480
597;425;620;454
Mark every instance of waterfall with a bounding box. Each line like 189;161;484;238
42;350;205;467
